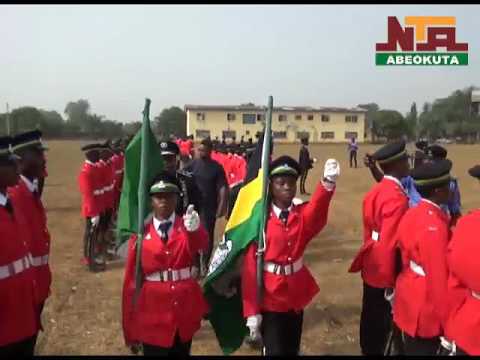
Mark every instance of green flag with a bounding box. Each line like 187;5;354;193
203;96;273;355
115;99;164;295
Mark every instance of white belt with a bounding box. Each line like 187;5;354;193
93;189;104;196
264;257;303;276
0;254;32;280
371;231;379;242
31;254;49;267
145;266;196;282
472;290;480;300
409;260;426;276
103;184;114;192
440;336;457;355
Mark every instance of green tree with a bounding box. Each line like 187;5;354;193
406;102;418;139
10;106;44;135
64;99;92;133
38;110;65;137
154;106;187;139
123;121;142;136
375;110;410;141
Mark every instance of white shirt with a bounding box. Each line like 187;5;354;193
20;175;38;193
272;203;293;220
0;192;7;207
153;212;176;239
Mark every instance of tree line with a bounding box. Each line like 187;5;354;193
0;86;478;142
359;86;480;143
0;99;187;140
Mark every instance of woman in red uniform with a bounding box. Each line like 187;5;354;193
122;172;209;356
241;155;340;355
438;164;480;356
0;136;40;356
393;159;452;355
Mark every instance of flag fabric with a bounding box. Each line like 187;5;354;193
203;97;273;355
116;99;164;247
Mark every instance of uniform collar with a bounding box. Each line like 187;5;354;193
272;202;293;219
85;160;95;166
20;175;38;193
0;192;7;207
421;198;442;211
153;212;176;229
383;175;407;194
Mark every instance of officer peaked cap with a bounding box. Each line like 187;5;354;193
12;130;48;153
411;158;452;188
159;141;180;156
426;144;447;160
150;172;180;195
468;165;480;179
0;136;18;164
372;141;408;165
270;155;301;178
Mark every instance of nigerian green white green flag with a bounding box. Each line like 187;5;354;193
203;96;273;355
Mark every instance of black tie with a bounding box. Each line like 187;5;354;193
279;210;289;225
158;221;172;242
4;199;14;216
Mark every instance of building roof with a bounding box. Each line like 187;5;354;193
184;104;367;113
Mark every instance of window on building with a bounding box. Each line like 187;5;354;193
273;131;287;139
321;114;330;122
295;114;302;120
257;114;265;122
345;115;358;123
246;130;250;135
307;114;314;121
278;114;287;122
227;113;236;121
196;112;205;121
242;113;256;124
296;131;310;140
196;130;210;139
222;130;236;139
345;131;358;139
321;131;335;139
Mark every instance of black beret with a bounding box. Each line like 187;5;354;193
149;171;180;194
270;155;301;178
468;165;480;179
159;141;180;156
12;130;48;153
415;140;429;151
411;158;452;187
0;136;17;164
81;143;104;152
372;141;408;165
426;144;447;159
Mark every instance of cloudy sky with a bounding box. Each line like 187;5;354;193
1;4;478;122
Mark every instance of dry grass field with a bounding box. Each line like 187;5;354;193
34;140;480;355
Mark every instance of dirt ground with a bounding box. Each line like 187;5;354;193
35;140;480;355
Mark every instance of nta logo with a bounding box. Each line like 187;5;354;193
376;16;468;66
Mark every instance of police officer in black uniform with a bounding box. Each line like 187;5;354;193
158;140;202;216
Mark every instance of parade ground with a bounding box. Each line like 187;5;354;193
35;141;480;355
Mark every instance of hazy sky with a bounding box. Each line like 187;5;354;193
1;5;478;123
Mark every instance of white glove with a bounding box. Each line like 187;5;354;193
246;314;262;341
183;204;200;232
91;216;100;227
323;159;340;183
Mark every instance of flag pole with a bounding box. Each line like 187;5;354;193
256;96;273;306
133;98;151;304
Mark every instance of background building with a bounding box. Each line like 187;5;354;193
185;103;367;143
472;90;480;116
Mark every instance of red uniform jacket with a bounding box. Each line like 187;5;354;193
97;160;109;212
393;200;450;338
112;153;124;206
9;178;52;306
242;182;335;317
349;176;409;288
444;210;480;355
122;216;209;347
78;161;101;218
0;197;40;346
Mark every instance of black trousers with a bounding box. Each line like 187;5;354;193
299;169;309;194
261;310;304;356
0;335;37;357
83;217;92;259
143;333;192;356
402;332;440;356
360;283;392;355
200;211;216;265
350;150;358;168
